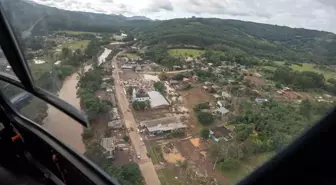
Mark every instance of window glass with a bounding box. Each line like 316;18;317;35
0;0;335;185
0;80;85;153
0;48;19;80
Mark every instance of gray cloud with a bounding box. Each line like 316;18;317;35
176;0;271;18
143;0;174;12
30;0;336;33
100;0;114;3
317;0;336;8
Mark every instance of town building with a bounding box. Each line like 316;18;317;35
217;100;226;107
221;91;231;99
140;116;187;135
255;98;268;103
108;120;123;129
210;126;234;142
132;88;150;102
100;137;115;158
121;64;134;70
213;107;229;116
147;91;170;109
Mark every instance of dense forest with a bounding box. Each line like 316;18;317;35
134;18;336;64
3;0;336;64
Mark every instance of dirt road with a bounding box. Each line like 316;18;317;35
140;69;191;75
112;52;161;185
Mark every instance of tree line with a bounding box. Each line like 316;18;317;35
272;67;336;95
211;99;333;171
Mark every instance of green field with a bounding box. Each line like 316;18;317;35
158;167;205;185
29;60;54;80
220;152;274;184
168;48;205;57
147;145;163;164
263;62;336;79
124;52;141;60
56;30;96;35
65;40;89;50
291;63;336;79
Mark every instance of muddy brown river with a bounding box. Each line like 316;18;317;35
41;48;110;154
42;71;86;153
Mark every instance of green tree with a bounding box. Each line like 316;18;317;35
200;128;210;139
123;135;130;142
220;157;239;170
235;124;254;141
154;81;165;95
132;100;149;110
61;47;71;59
197;112;214;125
159;72;168;81
300;99;312;119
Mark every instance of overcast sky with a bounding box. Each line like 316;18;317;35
31;0;336;33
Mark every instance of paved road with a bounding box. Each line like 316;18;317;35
111;52;161;185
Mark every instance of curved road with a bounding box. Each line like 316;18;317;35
111;52;161;185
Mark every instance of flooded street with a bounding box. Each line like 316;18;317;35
43;71;86;153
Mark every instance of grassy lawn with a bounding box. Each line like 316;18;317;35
29;60;54;80
291;63;336;79
263;62;336;79
124;52;141;60
158;167;203;185
220;152;275;184
158;168;186;185
56;30;96;35
168;49;205;57
65;40;89;50
262;66;277;71
148;145;164;164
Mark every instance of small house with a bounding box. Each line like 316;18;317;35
212;94;221;100
212;85;220;90
183;78;190;82
217;100;226;107
100;137;116;158
204;81;212;86
210;126;233;142
213;107;229;116
108;120;123;129
170;80;179;85
221;91;231;99
255;98;268;103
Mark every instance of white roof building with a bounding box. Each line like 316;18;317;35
100;137;115;158
140;116;187;134
148;91;170;109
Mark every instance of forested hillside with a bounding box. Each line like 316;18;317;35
133;18;336;64
1;0;127;35
2;0;336;63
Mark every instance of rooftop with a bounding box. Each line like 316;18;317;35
212;126;231;139
140;116;187;132
108;120;123;129
100;137;115;151
214;107;229;115
148;91;169;108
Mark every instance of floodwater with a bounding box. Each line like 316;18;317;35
42;71;86;153
42;50;108;154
